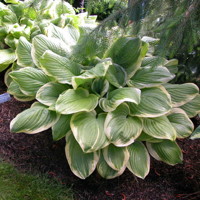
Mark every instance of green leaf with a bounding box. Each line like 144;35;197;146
102;144;129;171
141;36;159;45
0;49;16;72
48;24;79;46
128;86;172;117
127;142;150;179
10;104;59;134
164;59;178;74
31;34;70;67
55;88;99;114
180;95;200;118
143;116;176;141
9;67;51;96
104;104;143;146
71;112;109;153
128;66;174;88
40;50;81;84
97;152;126;179
167;108;194;138
54;0;75;16
91;78;109;97
65;131;99;179
36;82;69;107
16;36;33;67
99;87;141;112
146;140;183;165
104;37;144;77
190;125;200;140
164;83;199;107
72;58;112;89
105;64;127;88
52;115;71;141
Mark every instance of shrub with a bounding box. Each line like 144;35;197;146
0;0;97;72
5;24;200;179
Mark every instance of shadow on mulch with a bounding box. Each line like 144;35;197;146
0;78;200;200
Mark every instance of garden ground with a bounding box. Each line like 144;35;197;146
0;77;200;200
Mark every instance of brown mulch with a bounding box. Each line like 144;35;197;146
0;76;200;200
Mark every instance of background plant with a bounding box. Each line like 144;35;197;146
0;0;97;72
5;15;200;179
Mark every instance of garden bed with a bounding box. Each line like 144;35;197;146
0;77;200;200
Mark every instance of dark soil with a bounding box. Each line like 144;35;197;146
0;77;200;200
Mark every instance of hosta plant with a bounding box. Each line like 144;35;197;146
0;0;97;72
6;25;200;179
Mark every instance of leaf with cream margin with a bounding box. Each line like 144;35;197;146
91;78;109;97
146;140;183;165
65;131;99;179
10;103;59;134
128;66;174;88
72;58;112;89
104;104;143;146
31;34;70;67
55;88;99;114
167;108;194;138
97;152;126;179
143;116;177;141
71;112;109;153
9;67;51;96
180;95;200;118
102;144;129;171
127;141;150;179
40;50;81;84
128;86;172;118
36;82;69;107
0;49;16;72
164;83;199;107
99;87;141;112
16;36;33;67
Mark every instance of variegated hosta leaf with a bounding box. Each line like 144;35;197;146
0;49;16;72
141;56;166;67
136;132;163;143
190;125;200;140
52;115;71;141
167;108;194;138
71;112;109;153
55;88;99;114
128;66;174;88
180;95;200;118
31;34;70;67
146;140;183;165
97;152;126;179
104;104;143;146
105;64;127;88
102;144;129;171
10;103;59;134
72;58;112;89
164;59;178;74
16;36;33;67
36;82;69;107
99;87;141;112
4;67;12;87
104;37;145;77
127;141;150;179
143;116;176;140
7;81;35;101
65;131;99;179
91;78;109;97
9;67;51;96
128;86;172;118
40;50;81;84
48;24;79;46
164;83;199;107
